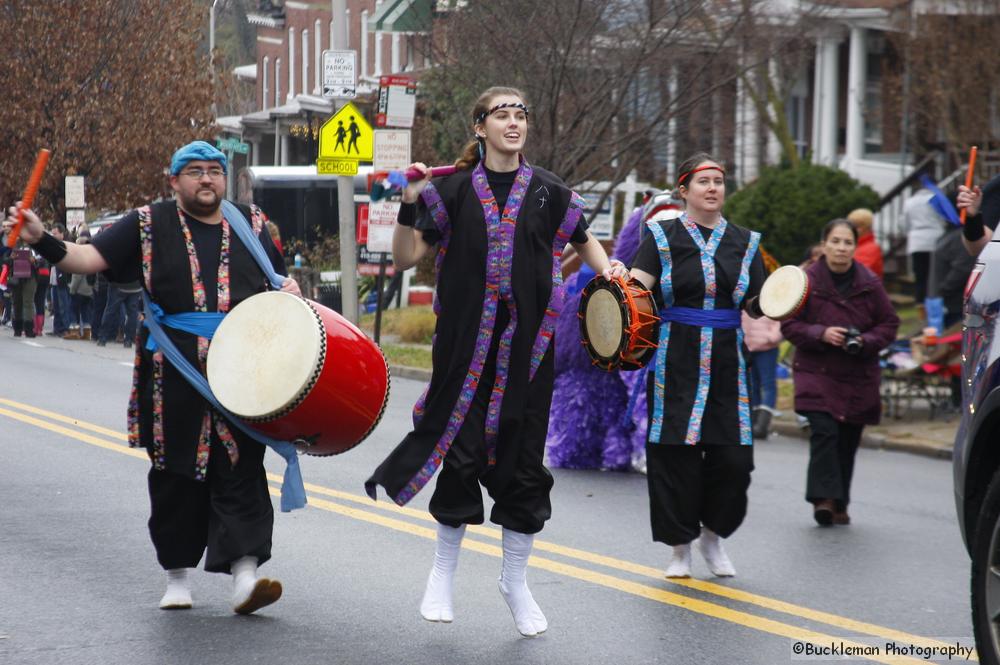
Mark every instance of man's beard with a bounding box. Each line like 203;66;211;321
179;189;221;218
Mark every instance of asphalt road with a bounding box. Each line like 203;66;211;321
0;332;976;664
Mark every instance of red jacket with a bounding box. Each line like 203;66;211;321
781;258;899;424
854;232;883;278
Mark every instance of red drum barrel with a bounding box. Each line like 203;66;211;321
579;276;659;371
207;291;390;456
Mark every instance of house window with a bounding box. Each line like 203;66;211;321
864;33;885;154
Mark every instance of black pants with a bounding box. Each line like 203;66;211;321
645;443;754;546
429;372;554;535
802;411;863;511
911;251;932;304
147;437;273;574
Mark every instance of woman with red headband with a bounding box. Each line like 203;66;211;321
366;86;626;636
628;152;766;579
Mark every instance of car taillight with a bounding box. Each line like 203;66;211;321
965;263;985;302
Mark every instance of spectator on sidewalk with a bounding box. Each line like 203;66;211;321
33;253;49;336
5;241;38;337
847;208;883;279
49;224;72;336
90;271;109;341
902;183;947;305
97;279;142;348
66;237;95;340
781;219;899;527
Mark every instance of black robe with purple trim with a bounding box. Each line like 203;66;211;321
366;165;587;505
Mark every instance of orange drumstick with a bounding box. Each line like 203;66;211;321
961;145;978;226
6;148;52;248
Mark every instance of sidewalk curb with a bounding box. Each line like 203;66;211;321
389;364;432;383
771;419;953;461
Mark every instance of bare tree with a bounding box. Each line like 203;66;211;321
419;0;755;191
0;0;218;220
886;0;1000;171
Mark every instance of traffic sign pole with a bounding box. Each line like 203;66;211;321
331;0;358;324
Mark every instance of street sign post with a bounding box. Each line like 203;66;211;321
65;209;86;232
375;75;417;128
366;201;398;254
322;49;357;99
373;129;412;173
318;101;373;161
65;176;85;209
216;137;249;154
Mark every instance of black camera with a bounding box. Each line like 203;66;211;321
843;326;864;355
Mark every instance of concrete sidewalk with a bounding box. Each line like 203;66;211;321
769;381;957;460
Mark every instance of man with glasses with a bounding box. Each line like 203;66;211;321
3;140;300;615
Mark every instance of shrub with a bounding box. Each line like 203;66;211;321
723;164;880;265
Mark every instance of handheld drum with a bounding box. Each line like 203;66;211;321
758;265;810;320
207;291;390;456
579;276;659;371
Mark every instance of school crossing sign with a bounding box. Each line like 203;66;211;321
317;102;373;175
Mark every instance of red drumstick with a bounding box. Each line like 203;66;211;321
961;145;978;226
6;149;52;248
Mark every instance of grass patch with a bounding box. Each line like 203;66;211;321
360;305;436;343
381;343;432;369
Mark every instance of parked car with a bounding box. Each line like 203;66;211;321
954;240;1000;665
88;211;126;237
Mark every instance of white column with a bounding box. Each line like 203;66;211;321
375;31;383;76
329;20;335;49
767;58;782;164
665;64;677;183
844;26;867;169
735;52;761;184
818;35;840;166
251;140;260;166
281;134;291;166
287;28;296;101
273;118;280;165
361;11;369;80
391;33;401;74
262;55;270;111
302;29;310;98
274;57;282;109
314;19;322;94
811;39;823;163
345;9;351;47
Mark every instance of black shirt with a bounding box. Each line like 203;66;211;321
92;205;286;312
830;263;856;297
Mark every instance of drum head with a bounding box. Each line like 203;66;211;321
208;291;324;419
585;288;626;360
759;265;808;319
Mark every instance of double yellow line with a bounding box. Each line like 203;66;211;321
0;396;974;664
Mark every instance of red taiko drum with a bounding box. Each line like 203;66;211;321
207;291;390;456
579;276;659;371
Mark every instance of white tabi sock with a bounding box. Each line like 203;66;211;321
231;555;283;615
698;527;736;577
665;543;692;579
420;523;466;623
498;528;547;637
159;568;193;610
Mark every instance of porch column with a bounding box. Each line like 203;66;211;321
735;49;761;184
287;27;296;102
844;26;867;170
813;34;840;166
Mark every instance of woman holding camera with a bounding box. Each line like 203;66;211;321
781;219;899;526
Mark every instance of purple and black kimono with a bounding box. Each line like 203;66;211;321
366;161;588;534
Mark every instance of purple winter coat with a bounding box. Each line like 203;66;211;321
781;258;900;425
